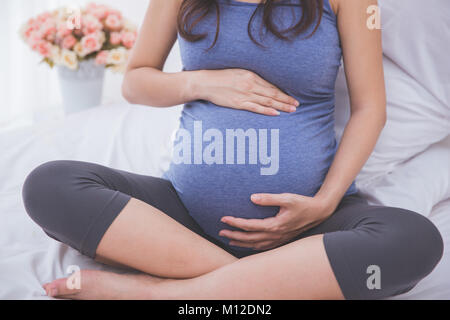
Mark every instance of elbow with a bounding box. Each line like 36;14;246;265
122;73;137;104
351;103;387;129
121;68;165;107
372;108;387;130
380;111;387;128
379;103;387;128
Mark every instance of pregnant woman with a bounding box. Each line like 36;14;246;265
22;0;443;300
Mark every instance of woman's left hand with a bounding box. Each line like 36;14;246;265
220;193;336;251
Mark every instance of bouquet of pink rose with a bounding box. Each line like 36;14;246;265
20;3;138;73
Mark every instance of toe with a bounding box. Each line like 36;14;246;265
47;278;81;298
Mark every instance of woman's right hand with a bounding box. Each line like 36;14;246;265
190;69;300;116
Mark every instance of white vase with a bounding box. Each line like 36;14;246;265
57;59;105;114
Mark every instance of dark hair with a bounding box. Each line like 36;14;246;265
177;0;324;49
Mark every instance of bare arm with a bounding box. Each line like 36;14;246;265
121;0;192;107
315;0;386;209
122;0;298;113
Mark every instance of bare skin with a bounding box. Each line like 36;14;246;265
44;0;386;300
44;235;339;300
96;198;238;279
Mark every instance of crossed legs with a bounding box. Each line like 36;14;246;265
22;161;443;300
46;198;342;300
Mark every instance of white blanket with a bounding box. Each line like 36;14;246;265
0;104;449;299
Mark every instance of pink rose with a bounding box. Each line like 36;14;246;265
86;3;109;20
36;12;51;23
81;15;103;35
80;32;104;55
40;19;57;42
95;50;109;65
28;30;44;50
23;25;36;39
57;25;72;39
23;19;38;38
110;32;122;45
62;34;77;49
93;9;107;20
46;33;56;42
36;40;52;57
106;9;122;19
121;31;137;49
105;13;122;31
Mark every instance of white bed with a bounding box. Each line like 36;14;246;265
0;103;449;300
1;0;449;300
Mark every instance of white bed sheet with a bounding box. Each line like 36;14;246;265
0;104;449;299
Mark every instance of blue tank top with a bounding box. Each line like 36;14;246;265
163;0;357;251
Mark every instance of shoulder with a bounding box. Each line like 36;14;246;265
330;0;379;15
328;0;339;16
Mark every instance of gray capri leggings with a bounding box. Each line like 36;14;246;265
22;160;444;300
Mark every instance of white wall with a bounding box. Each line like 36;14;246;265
0;0;182;132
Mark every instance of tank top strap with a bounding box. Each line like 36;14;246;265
322;0;338;20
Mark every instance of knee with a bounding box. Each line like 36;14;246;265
22;160;75;229
345;208;444;299
376;208;444;288
397;209;444;278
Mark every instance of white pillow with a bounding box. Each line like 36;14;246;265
380;0;450;108
357;135;450;217
335;0;450;183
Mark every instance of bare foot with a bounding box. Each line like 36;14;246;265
43;270;165;300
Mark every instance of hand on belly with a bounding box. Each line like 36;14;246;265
218;193;333;251
170;163;327;249
192;69;300;116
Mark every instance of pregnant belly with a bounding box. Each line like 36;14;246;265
168;160;330;248
165;103;337;246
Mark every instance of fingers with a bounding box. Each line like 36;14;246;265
219;229;277;243
251;85;299;109
221;216;277;232
234;71;300;115
226;229;301;250
250;94;297;114
239;101;281;116
251;193;297;207
228;240;276;251
297;220;324;234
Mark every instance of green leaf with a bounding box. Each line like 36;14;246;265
41;57;54;68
